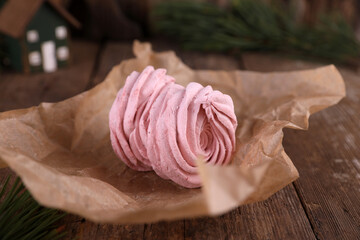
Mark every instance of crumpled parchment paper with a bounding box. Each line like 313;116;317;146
0;41;345;223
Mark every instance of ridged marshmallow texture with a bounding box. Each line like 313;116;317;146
109;66;237;188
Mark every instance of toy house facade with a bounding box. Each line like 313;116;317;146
0;0;80;73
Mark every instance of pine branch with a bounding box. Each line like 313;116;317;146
152;0;360;63
0;176;67;240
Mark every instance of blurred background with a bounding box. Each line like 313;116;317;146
67;0;360;41
1;0;360;74
0;0;360;112
56;0;360;41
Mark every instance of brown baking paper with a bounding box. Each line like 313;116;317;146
0;41;345;223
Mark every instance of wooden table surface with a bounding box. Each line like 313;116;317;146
0;40;359;240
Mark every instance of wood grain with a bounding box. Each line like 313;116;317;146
58;42;316;240
143;220;184;240
151;39;244;70
242;53;360;240
61;216;145;240
3;41;360;239
90;39;244;86
184;185;315;240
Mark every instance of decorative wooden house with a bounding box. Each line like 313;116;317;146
0;0;80;73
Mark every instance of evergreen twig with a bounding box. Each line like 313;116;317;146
152;0;360;63
0;176;67;240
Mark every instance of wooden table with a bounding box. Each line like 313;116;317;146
0;40;359;240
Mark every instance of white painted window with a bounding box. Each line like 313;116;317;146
28;51;41;66
41;41;57;72
27;30;39;43
55;26;67;39
57;46;69;61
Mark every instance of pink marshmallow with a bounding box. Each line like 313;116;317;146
109;66;238;188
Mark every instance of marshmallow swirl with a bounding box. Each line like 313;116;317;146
109;66;237;188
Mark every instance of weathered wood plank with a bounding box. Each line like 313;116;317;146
63;185;316;240
62;218;145;240
90;39;243;88
243;53;360;239
185;185;316;240
62;41;244;239
143;220;184;240
242;52;323;72
151;39;244;70
0;42;317;239
174;49;316;240
65;42;315;240
0;40;99;112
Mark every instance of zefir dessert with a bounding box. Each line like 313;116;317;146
109;66;237;188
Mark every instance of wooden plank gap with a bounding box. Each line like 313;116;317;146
142;223;148;240
292;182;320;240
183;220;186;240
